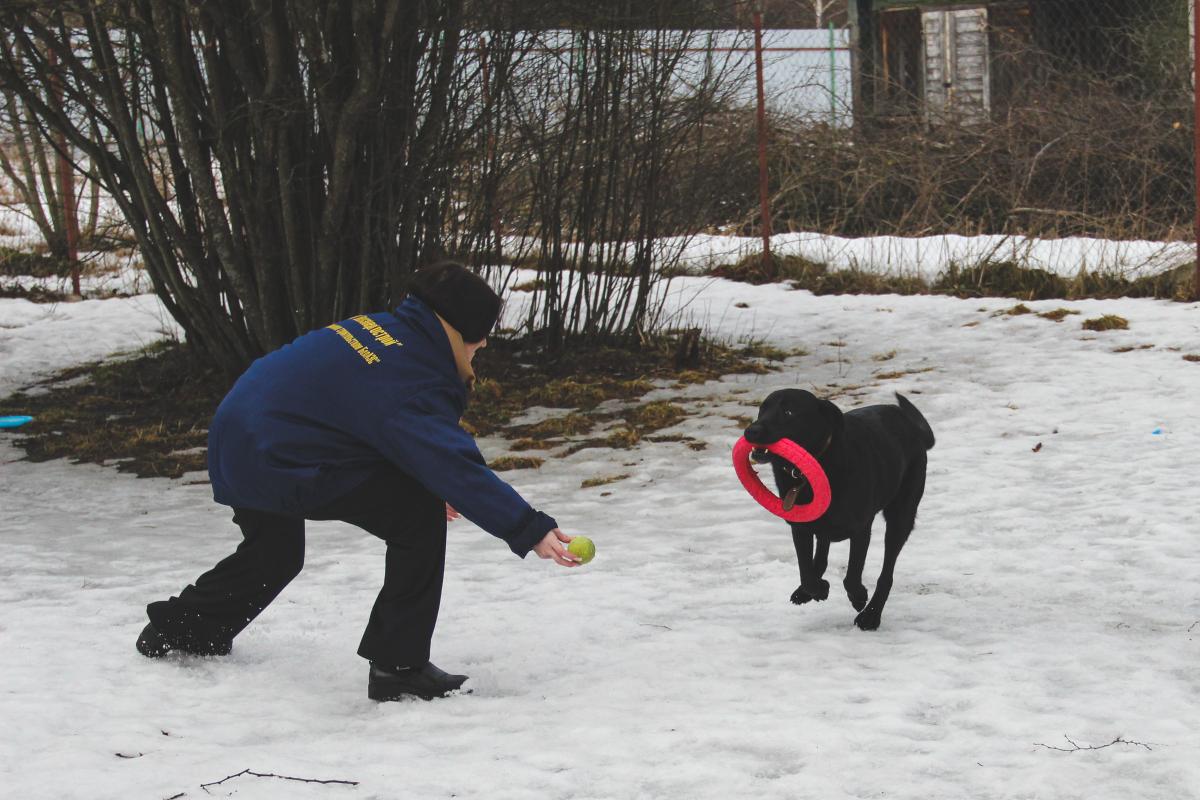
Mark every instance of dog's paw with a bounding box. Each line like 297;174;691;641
854;608;881;631
790;586;815;605
844;582;868;612
800;579;830;601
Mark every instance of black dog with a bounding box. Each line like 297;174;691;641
744;390;934;630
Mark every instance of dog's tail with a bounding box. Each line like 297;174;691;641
895;392;935;450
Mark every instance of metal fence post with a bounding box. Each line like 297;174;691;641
753;3;773;276
1194;0;1200;299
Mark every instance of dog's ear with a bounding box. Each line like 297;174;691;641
819;398;844;439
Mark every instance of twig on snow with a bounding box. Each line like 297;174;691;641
1034;735;1153;753
200;768;359;793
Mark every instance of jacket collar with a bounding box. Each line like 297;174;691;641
435;313;476;388
395;296;476;390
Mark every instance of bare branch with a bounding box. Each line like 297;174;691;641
199;768;359;793
1034;735;1154;753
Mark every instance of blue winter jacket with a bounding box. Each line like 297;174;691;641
207;297;557;557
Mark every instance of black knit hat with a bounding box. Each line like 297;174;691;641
407;261;503;343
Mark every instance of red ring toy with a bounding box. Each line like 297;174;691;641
733;436;831;522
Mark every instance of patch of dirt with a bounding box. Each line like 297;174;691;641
462;334;781;449
0;282;72;303
0;248;71;278
3;341;229;478
3;331;780;477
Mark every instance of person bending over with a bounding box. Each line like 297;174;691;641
137;262;581;701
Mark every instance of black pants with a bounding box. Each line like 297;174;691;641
146;468;446;667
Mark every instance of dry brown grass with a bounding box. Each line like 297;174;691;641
1038;308;1079;322
646;433;707;451
581;473;629;489
712;253;1196;304
1000;304;1034;316
508;413;595;439
0;247;71;278
624;401;687;432
490;455;545;471
1082;315;1129;332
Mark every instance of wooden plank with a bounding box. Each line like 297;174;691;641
921;5;989;124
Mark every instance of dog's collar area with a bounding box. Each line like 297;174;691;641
782;483;807;511
815;432;833;457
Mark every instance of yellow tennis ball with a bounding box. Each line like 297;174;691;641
568;536;596;564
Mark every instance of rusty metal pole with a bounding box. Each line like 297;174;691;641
1194;0;1200;300
753;4;774;278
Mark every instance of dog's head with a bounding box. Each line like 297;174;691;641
743;389;843;510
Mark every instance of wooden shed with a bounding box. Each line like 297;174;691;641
848;0;1178;125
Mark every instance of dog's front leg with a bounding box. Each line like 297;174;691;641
789;524;830;604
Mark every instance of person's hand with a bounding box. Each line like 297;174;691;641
446;503;461;522
532;528;579;567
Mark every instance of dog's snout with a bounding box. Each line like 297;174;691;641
744;420;776;462
744;422;768;444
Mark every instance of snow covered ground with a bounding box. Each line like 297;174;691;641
665;233;1197;281
2;273;1199;799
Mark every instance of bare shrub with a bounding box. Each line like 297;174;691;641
751;14;1194;242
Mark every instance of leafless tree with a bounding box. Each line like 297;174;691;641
493;23;746;350
799;0;832;27
0;55;96;289
0;2;469;375
0;1;746;368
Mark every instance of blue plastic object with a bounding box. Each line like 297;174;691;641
0;415;33;429
1151;428;1163;436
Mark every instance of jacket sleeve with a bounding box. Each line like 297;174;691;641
374;387;557;557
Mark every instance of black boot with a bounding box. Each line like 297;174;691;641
368;661;469;701
136;622;232;658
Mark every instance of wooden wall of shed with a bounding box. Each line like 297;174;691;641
922;7;990;124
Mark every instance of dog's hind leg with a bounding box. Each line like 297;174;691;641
855;461;926;631
853;526;906;631
843;532;870;612
789;525;830;604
